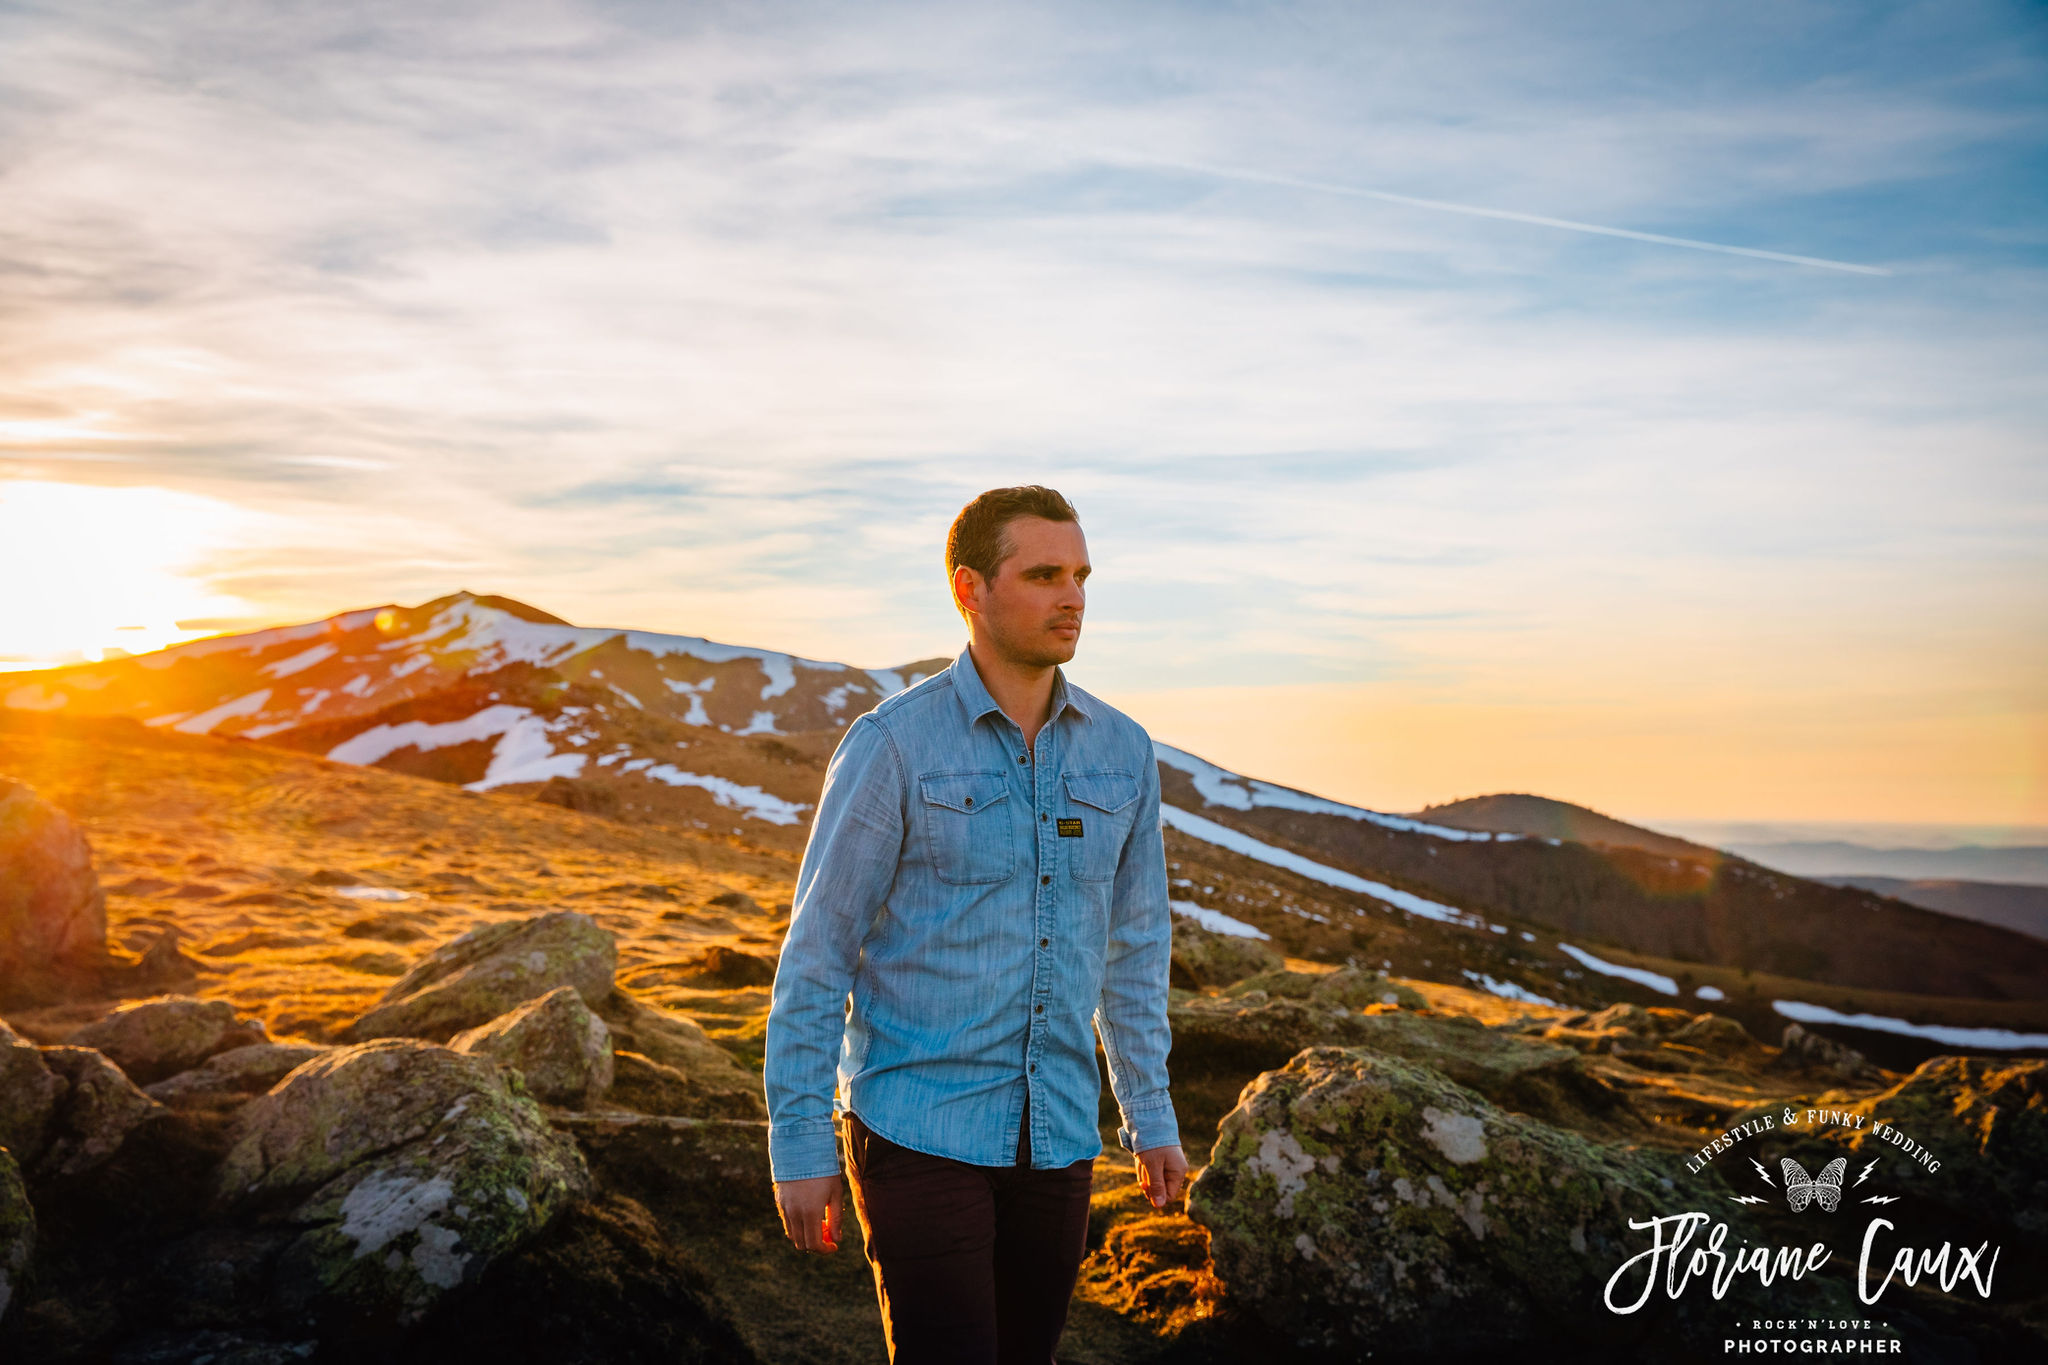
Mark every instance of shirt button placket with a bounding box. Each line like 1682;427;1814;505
1027;722;1053;1135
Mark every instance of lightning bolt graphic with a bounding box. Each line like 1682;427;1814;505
1729;1195;1769;1206
1751;1158;1774;1187
1854;1158;1879;1187
1862;1195;1900;1205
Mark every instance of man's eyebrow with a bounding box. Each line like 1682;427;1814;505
1019;561;1090;576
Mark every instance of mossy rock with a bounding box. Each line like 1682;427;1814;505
451;986;613;1108
64;995;238;1084
0;1020;59;1163
1797;1056;2048;1242
1170;918;1282;989
218;1039;589;1325
341;912;617;1044
1189;1047;1859;1355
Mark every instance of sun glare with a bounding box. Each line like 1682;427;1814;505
0;480;261;669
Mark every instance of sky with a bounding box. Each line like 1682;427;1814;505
1;0;2043;829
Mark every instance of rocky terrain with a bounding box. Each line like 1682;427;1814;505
3;598;2046;1361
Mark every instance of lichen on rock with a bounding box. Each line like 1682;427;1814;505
1188;1046;1854;1355
218;1038;589;1325
450;985;613;1107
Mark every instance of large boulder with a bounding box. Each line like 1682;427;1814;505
1810;1055;2048;1240
35;1045;164;1178
65;995;241;1085
340;912;616;1043
0;1019;61;1160
1169;917;1282;989
217;1038;589;1324
144;1043;331;1104
0;1146;30;1326
450;986;613;1107
1188;1047;1857;1356
0;779;106;1001
594;990;766;1120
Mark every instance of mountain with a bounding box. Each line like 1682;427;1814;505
1409;792;1714;860
10;591;2048;1066
3;591;947;852
1817;876;2048;943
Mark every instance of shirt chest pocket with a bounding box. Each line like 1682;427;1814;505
1062;769;1140;882
919;771;1016;885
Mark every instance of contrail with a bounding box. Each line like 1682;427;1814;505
1126;156;1890;277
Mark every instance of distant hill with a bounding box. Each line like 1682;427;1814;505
1819;875;2048;943
1410;793;1713;861
1723;840;2048;885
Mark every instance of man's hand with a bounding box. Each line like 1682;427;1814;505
774;1173;843;1253
1134;1144;1188;1209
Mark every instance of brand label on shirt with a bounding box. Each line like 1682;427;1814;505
1056;818;1085;837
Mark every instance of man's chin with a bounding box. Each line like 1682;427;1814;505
1024;635;1079;667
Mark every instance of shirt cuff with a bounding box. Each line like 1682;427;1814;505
1115;1097;1180;1155
769;1118;842;1183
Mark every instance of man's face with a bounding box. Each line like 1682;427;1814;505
956;516;1089;668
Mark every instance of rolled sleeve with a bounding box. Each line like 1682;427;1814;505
764;713;905;1182
1094;749;1179;1153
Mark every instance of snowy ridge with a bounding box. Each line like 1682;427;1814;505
3;593;943;756
1161;803;1491;931
1154;743;1515;843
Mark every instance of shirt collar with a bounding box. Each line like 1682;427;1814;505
949;642;1094;731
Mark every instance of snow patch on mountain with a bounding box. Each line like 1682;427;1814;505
1771;999;2048;1051
1169;899;1270;939
1161;804;1487;929
1556;943;1678;996
466;714;588;791
175;689;272;736
328;704;533;766
635;765;809;825
4;682;65;711
1461;971;1560;1007
1153;743;1514;843
260;643;336;679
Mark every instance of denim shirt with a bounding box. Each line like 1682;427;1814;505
764;643;1177;1181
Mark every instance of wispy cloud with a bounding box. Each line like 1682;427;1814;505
0;0;2043;819
1118;157;1892;274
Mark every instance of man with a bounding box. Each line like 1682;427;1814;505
765;485;1186;1363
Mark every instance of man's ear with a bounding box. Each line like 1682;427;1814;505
952;564;983;618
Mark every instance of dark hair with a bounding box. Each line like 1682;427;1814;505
945;485;1079;599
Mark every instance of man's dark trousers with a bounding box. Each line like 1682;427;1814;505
843;1111;1094;1364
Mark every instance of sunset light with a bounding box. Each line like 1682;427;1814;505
0;480;260;669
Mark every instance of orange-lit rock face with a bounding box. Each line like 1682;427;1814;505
0;777;107;998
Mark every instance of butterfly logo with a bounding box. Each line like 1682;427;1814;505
1781;1157;1847;1213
